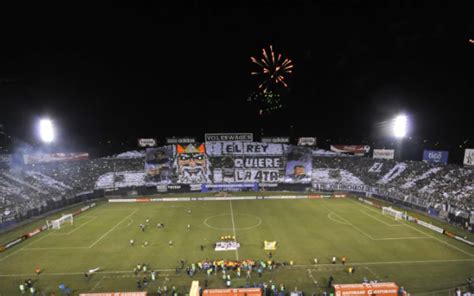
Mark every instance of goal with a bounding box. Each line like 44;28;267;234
382;207;405;220
47;214;73;229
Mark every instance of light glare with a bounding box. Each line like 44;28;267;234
393;115;408;138
39;119;55;143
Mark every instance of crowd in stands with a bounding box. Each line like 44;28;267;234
0;148;472;226
312;157;473;215
0;157;143;223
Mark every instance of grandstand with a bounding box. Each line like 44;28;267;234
1;142;472;230
0;142;473;295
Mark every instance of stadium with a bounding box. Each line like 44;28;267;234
1;2;474;296
0;137;473;295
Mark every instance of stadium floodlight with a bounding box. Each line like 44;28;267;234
392;114;408;139
39;119;55;143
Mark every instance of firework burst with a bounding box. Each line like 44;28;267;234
247;90;283;115
250;45;294;92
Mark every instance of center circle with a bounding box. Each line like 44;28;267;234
204;213;262;231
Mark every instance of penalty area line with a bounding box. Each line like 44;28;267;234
88;209;138;248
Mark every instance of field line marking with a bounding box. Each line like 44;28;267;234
319;201;375;240
0;269;175;277
1;258;472;278
52;216;98;236
23;247;88;250
348;198;474;257
229;200;239;261
372;236;431;241
88;209;138;248
411;284;471;296
327;212;349;225
293;257;474;268
91;276;105;291
402;220;474;257
0;231;53;262
365;266;380;280
359;210;403;227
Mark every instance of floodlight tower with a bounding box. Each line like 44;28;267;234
38;118;55;144
392;114;408;160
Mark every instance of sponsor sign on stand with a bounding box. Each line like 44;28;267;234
261;137;290;144
331;145;370;155
166;137;196;144
205;133;253;142
167;184;191;193
156;184;167;192
202;183;258;192
464;149;474;166
423;150;449;164
297;137;317;146
137;138;157;147
373;149;395;159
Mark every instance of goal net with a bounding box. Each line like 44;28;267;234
48;214;73;229
382;207;405;220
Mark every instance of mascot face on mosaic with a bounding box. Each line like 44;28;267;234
174;144;212;184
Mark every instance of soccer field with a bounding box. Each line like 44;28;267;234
0;197;473;295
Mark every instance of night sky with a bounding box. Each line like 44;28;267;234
0;2;473;161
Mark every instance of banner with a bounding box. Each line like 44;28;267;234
206;142;284;156
137;138;157;147
283;146;313;183
373;149;395;159
464;149;474;166
144;146;174;183
261;137;290;144
297;137;317;146
205;133;253;142
166;137;196;144
23;152;89;164
423;150;449;164
330;145;370;155
264;240;277;250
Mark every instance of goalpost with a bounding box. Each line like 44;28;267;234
382;207;405;220
47;214;74;229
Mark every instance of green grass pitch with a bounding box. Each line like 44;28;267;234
0;197;473;295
